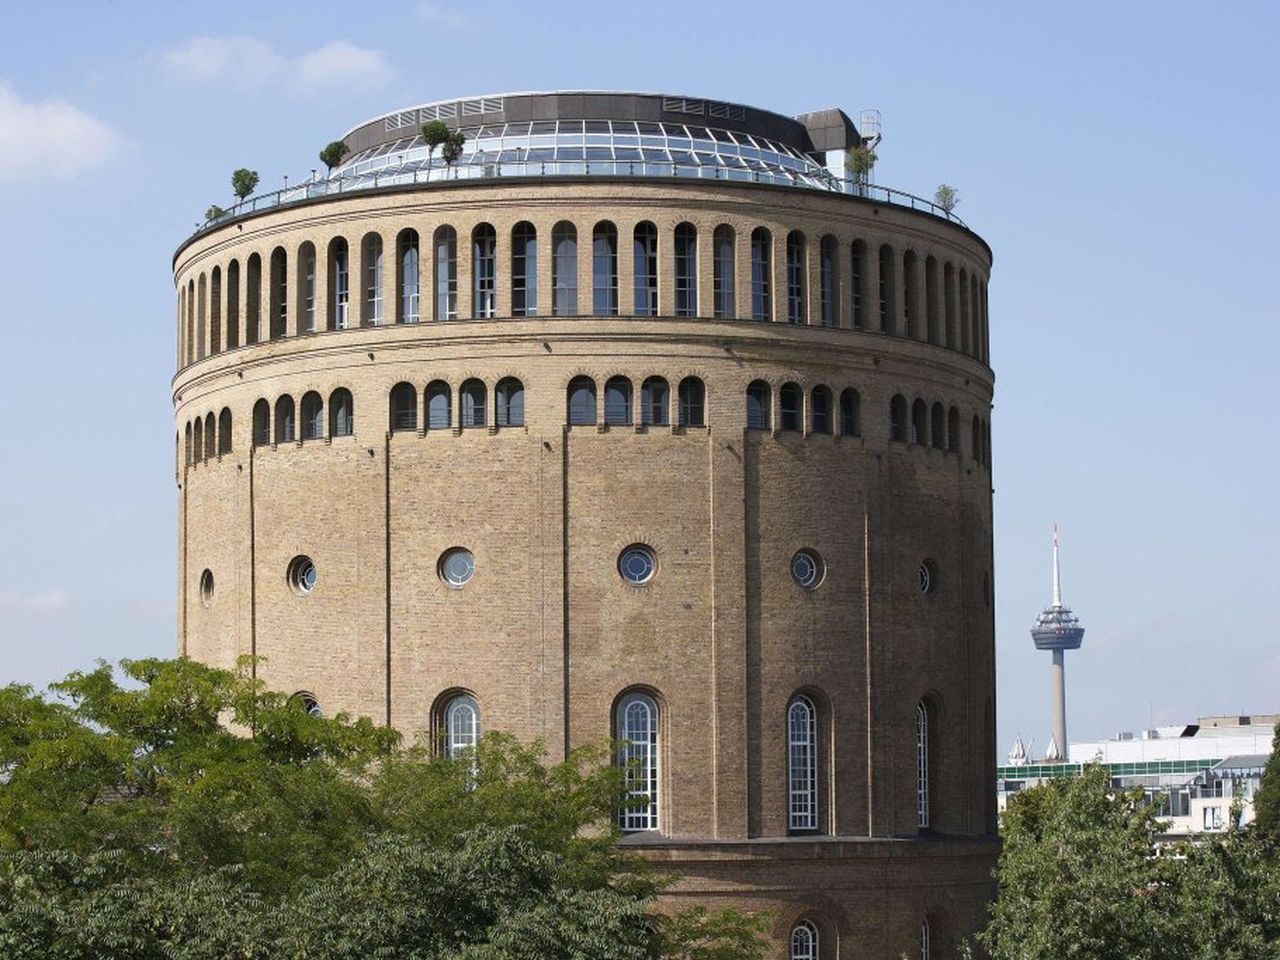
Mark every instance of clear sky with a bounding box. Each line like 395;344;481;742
1;1;1276;754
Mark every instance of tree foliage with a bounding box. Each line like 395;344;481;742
319;140;350;173
231;168;259;200
1253;719;1280;841
934;183;959;213
205;204;225;221
442;129;466;167
846;145;876;179
421;120;449;168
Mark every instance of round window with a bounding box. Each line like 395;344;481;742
439;548;475;588
295;692;323;717
791;549;824;590
919;560;936;595
199;568;215;606
288;555;317;596
618;545;657;585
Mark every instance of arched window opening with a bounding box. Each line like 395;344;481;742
925;254;939;344
930;402;945;450
947;407;960;453
911;399;928;446
209;266;222;355
472;223;496;319
329;388;353;438
678;377;705;427
362;233;383;325
819;235;837;326
713;225;735;318
811;386;832;435
971;415;981;462
788;695;818;832
426;380;452;430
751;228;772;320
640;376;669;426
292;692;323;717
567;376;596;426
460;378;487;428
495;377;525;427
746;381;770;430
779;382;801;431
434;226;457;321
204;412;216;460
981;281;990;363
903;250;921;340
840;388;861;437
984;418;992;468
225;259;241;350
674;222;697;317
790;921;819;960
397;229;419;323
920;919;931;960
890;394;908;443
184;421;192;466
252;399;270;446
616;691;659;832
218;408;232;455
192;417;204;463
511;222;537;317
633;222;658;316
959;267;971;355
592;221;618;316
301;391;324;440
917;700;934;830
327;239;349;331
604;376;632;426
786;231;806;324
944;261;957;349
245;254;261;345
274;395;295;444
442;694;480;760
389;382;418;433
197;275;207;359
269;247;287;339
552;221;577;316
969;276;981;359
878;244;895;334
851;239;866;329
296;242;317;333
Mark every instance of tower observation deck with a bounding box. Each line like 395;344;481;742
1031;526;1085;760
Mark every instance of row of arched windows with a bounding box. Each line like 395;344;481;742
888;394;991;467
565;375;705;428
250;388;354;448
388;377;525;432
178;222;990;367
183;407;233;465
745;381;861;436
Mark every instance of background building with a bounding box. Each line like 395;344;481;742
172;91;997;959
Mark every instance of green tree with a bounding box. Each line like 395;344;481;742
319;139;350;173
442;128;466;168
421;120;449;170
846;145;876;182
1252;718;1280;840
204;204;225;221
231;167;259;201
934;183;959;213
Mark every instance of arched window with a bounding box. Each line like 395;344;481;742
920;918;931;960
616;691;659;832
713;225;734;318
397;229;419;323
903;250;921;339
209;266;222;355
746;381;770;430
925;255;939;344
274;395;295;444
426;380;452;430
218;408;232;455
434;226;457;321
362;233;383;326
495;377;524;427
786;231;806;323
819;235;837;326
511;222;537;316
197;274;209;358
640;376;669;426
329;388;353;437
226;259;240;349
269;248;287;339
674;222;697;317
472;223;496;319
246;254;261;344
790;921;819;960
878;244;895;334
552;221;577;316
944;261;957;349
604;376;632;426
389;382;418;433
917;700;933;830
297;241;317;333
811;386;832;434
840;388;861;437
959;267;971;355
633;222;658;316
194;277;204;359
460;378;487;428
327;239;348;331
890;394;907;443
788;695;818;832
192;417;204;463
301;391;324;440
779;383;801;431
970;276;980;359
204;412;216;460
911;399;928;446
184;421;192;466
567;376;596;426
591;221;618;316
947;407;960;453
443;693;480;760
252;399;270;446
292;692;323;717
930;402;945;450
751;228;772;320
678;377;705;427
851;239;866;329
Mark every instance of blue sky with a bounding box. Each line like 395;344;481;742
1;1;1276;754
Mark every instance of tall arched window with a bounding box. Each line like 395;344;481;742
851;239;866;329
840;388;861;437
920;918;931;960
426;380;452;430
274;396;295;444
674;222;697;317
917;701;933;830
751;228;772;320
443;694;480;760
911;399;928;446
209;266;222;355
218;408;232;455
472;223;496;319
947;406;960;453
878;244;895;334
604;376;632;426
246;254;261;344
788;695;818;832
204;412;216;461
713;225;734;318
592;221;618;316
252;399;270;446
511;222;537;316
184;421;192;466
786;231;806;323
226;259;240;349
567;376;596;426
495;377;524;427
633;222;658;316
362;233;383;326
324;240;347;331
434;226;457;320
389;382;417;433
397;229;419;323
779;382;801;431
931;402;945;450
925;254;939;344
678;377;705;427
616;691;659;832
959;267;971;355
811;386;832;434
194;278;204;359
746;381;770;430
640;376;669;426
301;391;324;440
269;248;287;339
329;388;353;437
890;394;907;443
790;921;819;960
192;417;203;463
943;261;957;349
969;276;980;359
819;235;837;326
297;242;317;333
903;250;921;340
460;379;487;428
552;221;577;316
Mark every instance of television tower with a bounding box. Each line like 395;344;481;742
1031;525;1085;761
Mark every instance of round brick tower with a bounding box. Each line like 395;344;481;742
173;91;997;960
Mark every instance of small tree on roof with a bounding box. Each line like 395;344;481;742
441;129;466;169
318;140;350;174
420;120;449;171
231;168;259;201
934;183;960;213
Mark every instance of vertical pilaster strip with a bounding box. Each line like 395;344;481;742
864;501;874;836
385;430;392;726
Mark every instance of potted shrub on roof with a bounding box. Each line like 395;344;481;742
231;168;259;202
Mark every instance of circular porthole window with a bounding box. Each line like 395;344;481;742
919;560;936;595
287;555;317;596
199;569;215;606
618;544;657;585
791;549;824;590
439;548;475;588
